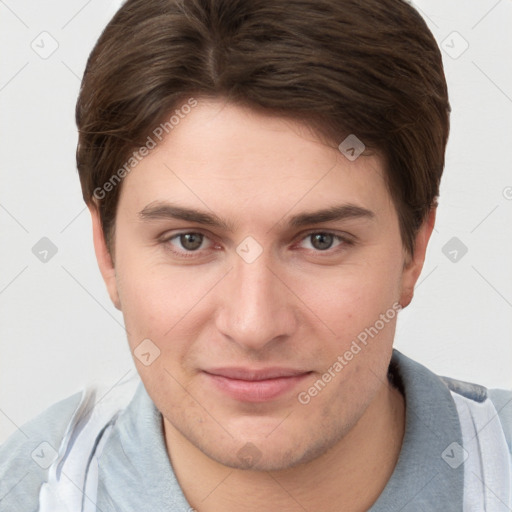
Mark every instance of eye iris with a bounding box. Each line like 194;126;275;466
180;233;203;250
311;233;334;250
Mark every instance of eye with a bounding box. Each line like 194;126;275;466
298;232;350;252
175;232;204;251
163;232;214;255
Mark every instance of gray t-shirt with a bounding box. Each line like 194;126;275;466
1;349;511;511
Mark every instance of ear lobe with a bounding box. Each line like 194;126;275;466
399;208;437;308
88;204;122;310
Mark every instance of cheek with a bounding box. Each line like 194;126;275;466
114;250;176;340
295;258;401;331
286;247;403;365
114;250;220;354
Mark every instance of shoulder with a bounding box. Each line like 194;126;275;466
391;349;511;454
487;387;512;452
440;374;512;454
0;391;84;512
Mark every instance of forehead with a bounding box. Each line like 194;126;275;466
117;99;392;221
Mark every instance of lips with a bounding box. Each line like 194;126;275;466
203;367;312;402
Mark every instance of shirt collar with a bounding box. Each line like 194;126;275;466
370;349;464;511
96;379;191;511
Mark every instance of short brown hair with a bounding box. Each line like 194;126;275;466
76;0;450;258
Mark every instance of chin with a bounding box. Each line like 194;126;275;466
202;430;339;472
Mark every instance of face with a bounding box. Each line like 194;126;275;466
91;98;431;471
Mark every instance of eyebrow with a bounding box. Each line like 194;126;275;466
137;201;375;231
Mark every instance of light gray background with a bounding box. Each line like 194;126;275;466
1;0;511;444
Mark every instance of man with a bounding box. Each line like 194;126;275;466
1;0;510;510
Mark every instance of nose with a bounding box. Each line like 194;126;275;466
214;253;297;352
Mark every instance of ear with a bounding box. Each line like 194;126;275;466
88;204;121;310
399;208;437;309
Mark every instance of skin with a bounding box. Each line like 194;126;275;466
90;98;435;511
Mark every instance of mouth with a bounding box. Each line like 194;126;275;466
202;367;313;403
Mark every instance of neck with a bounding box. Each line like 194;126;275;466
163;378;405;512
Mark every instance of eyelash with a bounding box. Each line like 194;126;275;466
159;230;355;259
